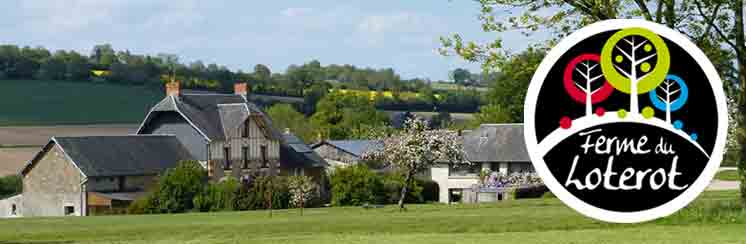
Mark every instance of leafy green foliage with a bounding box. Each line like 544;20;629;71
234;176;290;211
481;48;546;123
193;178;240;212
311;91;389;140
266;104;316;143
330;164;383;206
0;175;21;198
153;160;208;213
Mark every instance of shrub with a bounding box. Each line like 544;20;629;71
419;179;440;202
234;176;290;210
380;172;423;204
127;194;158;214
0;175;22;198
153;160;208;213
330;164;383;206
194;178;240;212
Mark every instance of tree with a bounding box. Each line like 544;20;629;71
288;176;315;216
600;28;670;115
449;68;471;85
266;104;315;143
563;54;614;117
311;91;388;140
253;64;271;81
363;118;468;210
481;47;546;122
154;160;208;213
649;74;689;123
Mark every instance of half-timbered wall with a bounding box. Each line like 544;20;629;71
208;116;280;179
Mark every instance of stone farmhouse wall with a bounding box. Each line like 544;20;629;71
22;144;84;217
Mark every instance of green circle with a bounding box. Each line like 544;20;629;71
640;62;651;72
617;109;627;118
600;28;670;94
644;44;652;52
642;107;655;119
615;55;623;63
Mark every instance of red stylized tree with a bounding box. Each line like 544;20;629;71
563;54;614;117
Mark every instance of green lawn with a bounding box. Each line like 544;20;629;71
0;80;162;126
715;170;740;181
2;191;745;243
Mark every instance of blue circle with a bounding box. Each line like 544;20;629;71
649;74;689;112
690;133;698;141
673;120;683;130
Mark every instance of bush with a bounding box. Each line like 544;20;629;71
380;172;423;204
234;176;290;210
330;164;383;206
153;160;208;213
0;175;22;198
418;179;440;202
194;178;240;212
515;185;549;199
128;194;158;214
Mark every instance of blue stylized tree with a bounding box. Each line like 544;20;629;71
649;74;688;123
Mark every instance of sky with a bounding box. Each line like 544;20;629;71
1;0;548;80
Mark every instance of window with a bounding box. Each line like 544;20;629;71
260;145;268;168
242;121;250;138
242;147;249;169
509;163;535;173
224;147;232;170
64;206;75;216
118;176;125;191
11;204;16;215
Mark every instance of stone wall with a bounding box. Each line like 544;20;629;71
22;144;84;217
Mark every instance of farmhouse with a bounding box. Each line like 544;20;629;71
2;82;327;217
430;123;534;203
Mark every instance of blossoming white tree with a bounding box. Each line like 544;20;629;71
288;175;315;216
364;118;469;210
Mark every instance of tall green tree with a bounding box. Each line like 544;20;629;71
266;104;316;143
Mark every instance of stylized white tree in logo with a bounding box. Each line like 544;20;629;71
601;28;670;116
650;74;689;123
563;54;614;117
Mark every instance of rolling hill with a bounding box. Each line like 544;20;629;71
0;80;163;126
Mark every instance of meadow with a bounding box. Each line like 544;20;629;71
1;190;744;244
0;80;162;126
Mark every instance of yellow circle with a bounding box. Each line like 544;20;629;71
617;109;627;118
644;44;653;52
640;62;651;72
642;107;655;119
615;55;623;63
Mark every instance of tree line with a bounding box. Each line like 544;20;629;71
0;43;485;113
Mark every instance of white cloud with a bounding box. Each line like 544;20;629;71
281;7;313;17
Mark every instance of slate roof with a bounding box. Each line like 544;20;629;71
312;140;383;159
23;136;194;177
463;124;529;162
280;134;328;168
139;93;283;141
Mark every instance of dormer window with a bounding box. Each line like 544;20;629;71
242;120;250;138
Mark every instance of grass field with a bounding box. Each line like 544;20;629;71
0;80;162;126
1;191;745;243
716;170;740;181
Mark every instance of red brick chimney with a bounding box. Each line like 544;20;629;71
234;82;249;96
166;81;180;97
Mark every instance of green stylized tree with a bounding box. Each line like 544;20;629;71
600;28;670;115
